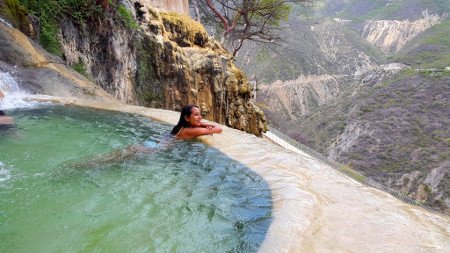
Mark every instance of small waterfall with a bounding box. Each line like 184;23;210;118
0;17;12;27
0;70;40;109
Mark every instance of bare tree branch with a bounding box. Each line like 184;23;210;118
196;0;313;56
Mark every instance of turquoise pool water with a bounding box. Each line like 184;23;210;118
0;105;272;253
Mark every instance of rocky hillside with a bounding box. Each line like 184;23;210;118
238;16;381;82
392;18;450;70
236;0;450;213
361;10;442;53
0;0;266;136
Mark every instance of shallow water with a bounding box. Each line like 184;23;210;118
0;105;272;253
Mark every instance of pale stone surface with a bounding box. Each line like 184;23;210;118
0;22;47;67
146;0;190;15
28;96;450;253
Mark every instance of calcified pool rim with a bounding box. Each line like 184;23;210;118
24;96;450;253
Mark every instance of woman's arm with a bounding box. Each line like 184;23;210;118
199;122;216;129
178;125;222;139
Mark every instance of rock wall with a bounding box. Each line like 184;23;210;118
1;0;266;136
146;0;189;15
133;7;266;133
0;22;115;101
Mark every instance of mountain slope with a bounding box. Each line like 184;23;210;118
238;16;382;83
235;0;450;213
323;0;450;21
391;19;450;69
291;70;450;210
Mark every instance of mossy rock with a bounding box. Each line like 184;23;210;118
160;12;208;47
0;0;32;35
229;65;251;95
231;66;245;81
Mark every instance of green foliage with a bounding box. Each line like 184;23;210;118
380;159;409;173
358;106;372;115
440;151;450;160
378;68;417;85
15;1;141;56
422;20;450;46
1;0;28;28
391;20;450;70
17;0;106;55
20;0;104;23
334;0;401;21
117;4;138;29
72;59;88;77
419;69;449;78
160;12;208;47
257;0;291;25
197;0;308;55
339;165;366;182
445;138;450;147
134;39;164;107
39;19;62;56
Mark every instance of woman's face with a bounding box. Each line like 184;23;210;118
185;107;202;127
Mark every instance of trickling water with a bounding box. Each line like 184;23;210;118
0;70;42;109
0;17;12;27
0;105;272;253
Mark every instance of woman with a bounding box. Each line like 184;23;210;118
170;105;222;139
65;105;222;169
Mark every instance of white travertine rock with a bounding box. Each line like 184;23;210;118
143;0;190;15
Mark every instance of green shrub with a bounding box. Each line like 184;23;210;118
1;0;29;28
445;138;450;147
419;69;448;78
160;12;209;47
72;59;88;77
339;165;366;182
39;19;62;56
18;0;106;55
117;4;138;29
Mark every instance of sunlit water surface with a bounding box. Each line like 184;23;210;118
0;105;272;253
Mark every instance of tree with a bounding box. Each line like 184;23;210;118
194;0;312;57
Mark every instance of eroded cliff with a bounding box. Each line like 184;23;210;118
361;10;442;53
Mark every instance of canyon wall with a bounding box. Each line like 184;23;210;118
361;11;442;53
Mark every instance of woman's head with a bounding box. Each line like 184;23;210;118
170;105;201;135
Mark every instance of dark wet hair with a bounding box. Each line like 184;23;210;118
0;110;5;116
170;105;198;135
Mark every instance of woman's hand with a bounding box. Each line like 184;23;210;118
177;124;223;139
200;122;216;130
